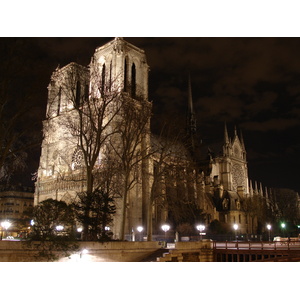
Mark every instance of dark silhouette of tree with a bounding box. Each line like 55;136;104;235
0;39;42;183
29;199;75;240
25;198;78;261
72;189;116;241
272;188;299;225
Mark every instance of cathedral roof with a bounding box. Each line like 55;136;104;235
95;37;146;56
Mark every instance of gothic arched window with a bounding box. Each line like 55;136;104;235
131;63;136;98
109;61;112;91
101;63;106;95
57;86;61;115
124;58;128;92
75;81;81;107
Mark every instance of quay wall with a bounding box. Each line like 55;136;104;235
0;240;213;262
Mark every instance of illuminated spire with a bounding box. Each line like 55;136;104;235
254;181;258;194
187;73;196;135
259;182;263;197
265;186;269;199
240;129;245;150
224;122;229;144
249;180;253;197
234;125;238;137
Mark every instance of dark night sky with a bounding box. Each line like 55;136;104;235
2;37;300;194
2;2;300;293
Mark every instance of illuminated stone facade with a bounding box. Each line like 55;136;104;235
35;38;151;239
35;38;261;239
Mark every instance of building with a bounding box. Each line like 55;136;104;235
35;38;151;240
0;184;34;237
35;38;269;239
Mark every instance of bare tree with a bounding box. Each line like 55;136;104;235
272;188;300;225
146;126;185;240
147;124;206;240
41;62;125;240
0;39;41;182
109;96;152;240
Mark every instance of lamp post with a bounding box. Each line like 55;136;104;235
233;223;238;241
1;220;11;240
161;224;170;243
266;224;272;242
281;222;286;237
77;227;83;240
196;224;205;241
55;225;64;237
137;226;143;241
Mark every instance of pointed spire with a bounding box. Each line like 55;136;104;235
188;73;194;114
240;129;245;149
223;122;230;156
254;181;258;194
234;125;238;137
224;122;229;144
259;182;263;197
249;180;253;197
265;186;269;199
187;73;196;135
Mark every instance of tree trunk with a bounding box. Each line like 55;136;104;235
120;176;129;241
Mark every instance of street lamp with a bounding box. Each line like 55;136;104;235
281;222;286;237
137;226;143;241
233;224;238;241
196;224;205;241
56;225;64;237
266;224;272;242
161;224;170;242
56;225;64;231
1;220;11;240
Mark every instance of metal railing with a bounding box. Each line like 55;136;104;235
213;240;300;251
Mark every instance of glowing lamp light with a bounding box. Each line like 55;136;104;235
266;224;272;241
161;224;170;233
77;227;83;233
56;225;64;231
196;224;205;232
137;226;143;233
1;220;11;230
196;224;205;240
233;224;238;231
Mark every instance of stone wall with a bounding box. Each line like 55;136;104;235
0;241;213;262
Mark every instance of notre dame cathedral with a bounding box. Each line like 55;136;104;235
34;38;270;240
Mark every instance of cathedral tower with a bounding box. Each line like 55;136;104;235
34;38;151;240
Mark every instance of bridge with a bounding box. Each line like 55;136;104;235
213;241;300;262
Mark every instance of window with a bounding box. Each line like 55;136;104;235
84;84;89;101
57;86;61;115
124;58;128;92
131;63;136;98
101;64;106;94
109;61;112;90
75;81;81;107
